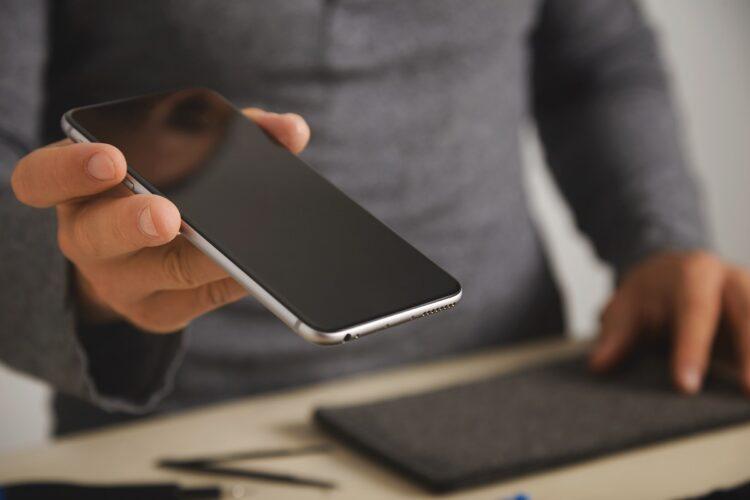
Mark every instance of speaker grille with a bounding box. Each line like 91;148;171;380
415;302;456;319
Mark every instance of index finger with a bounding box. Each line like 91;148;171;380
11;142;127;208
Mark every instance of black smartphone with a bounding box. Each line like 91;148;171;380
62;88;461;344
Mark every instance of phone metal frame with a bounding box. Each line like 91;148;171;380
62;114;462;345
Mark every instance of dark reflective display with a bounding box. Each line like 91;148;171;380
68;89;460;332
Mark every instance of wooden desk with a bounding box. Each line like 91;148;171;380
1;339;748;499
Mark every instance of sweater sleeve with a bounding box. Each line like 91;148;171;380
0;0;185;413
530;0;709;276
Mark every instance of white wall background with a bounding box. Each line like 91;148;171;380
1;0;748;454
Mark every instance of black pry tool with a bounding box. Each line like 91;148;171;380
158;443;336;490
0;482;222;500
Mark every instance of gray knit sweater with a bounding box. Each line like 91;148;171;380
0;0;706;435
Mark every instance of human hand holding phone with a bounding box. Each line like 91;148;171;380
11;109;310;333
58;89;460;344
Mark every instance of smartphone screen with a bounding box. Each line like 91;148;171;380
66;89;461;333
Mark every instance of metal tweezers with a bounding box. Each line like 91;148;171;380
158;443;336;490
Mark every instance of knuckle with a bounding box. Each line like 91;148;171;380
676;253;726;308
111;207;134;247
163;243;197;287
680;252;722;279
203;280;233;307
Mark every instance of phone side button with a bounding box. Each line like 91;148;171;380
123;178;135;191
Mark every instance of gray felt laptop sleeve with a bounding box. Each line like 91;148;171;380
314;353;750;493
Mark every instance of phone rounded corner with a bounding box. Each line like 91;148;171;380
60;112;89;144
60;112;73;134
293;322;346;346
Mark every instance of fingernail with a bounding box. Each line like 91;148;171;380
138;206;159;237
86;153;116;181
681;367;702;394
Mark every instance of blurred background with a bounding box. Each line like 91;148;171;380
1;0;748;453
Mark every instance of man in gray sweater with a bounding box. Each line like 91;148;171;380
2;1;750;436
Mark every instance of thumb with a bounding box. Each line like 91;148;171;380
243;108;310;154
